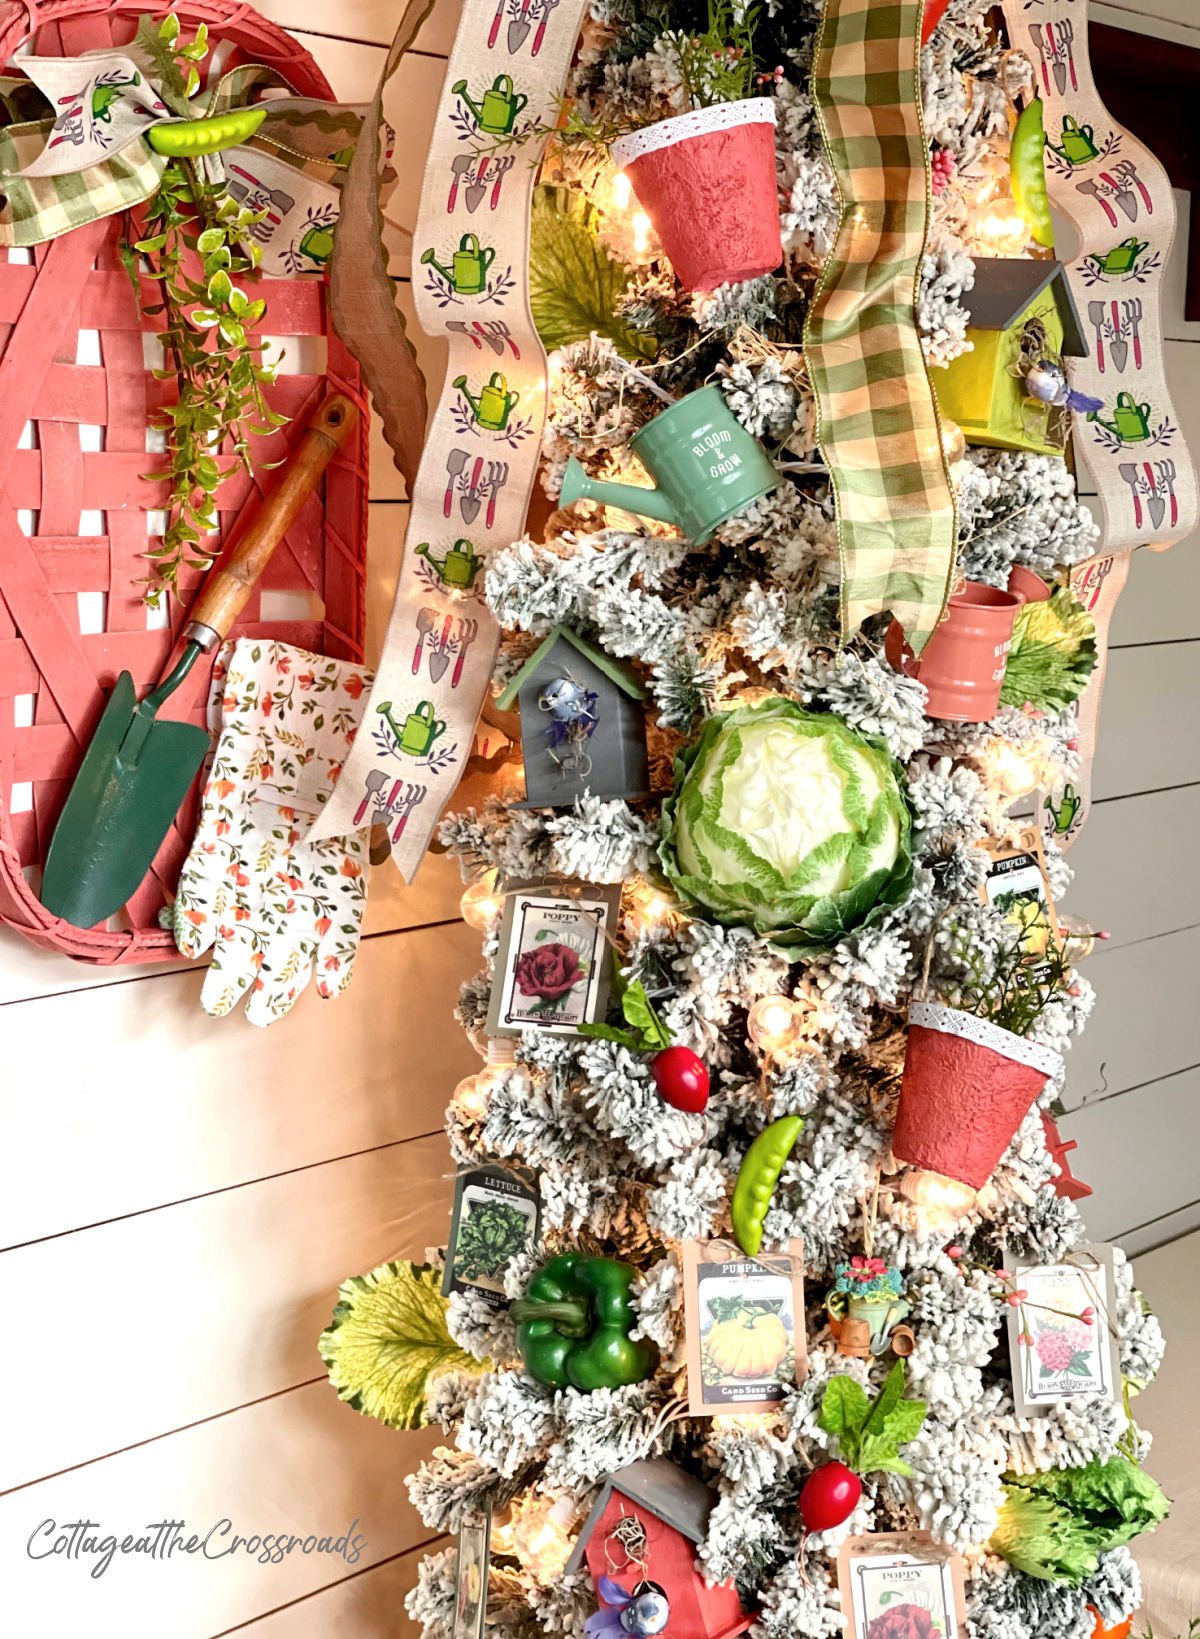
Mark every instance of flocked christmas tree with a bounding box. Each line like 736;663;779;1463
319;2;1171;1635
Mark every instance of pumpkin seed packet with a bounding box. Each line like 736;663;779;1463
682;1238;807;1416
453;1510;492;1639
442;1164;541;1308
981;828;1060;980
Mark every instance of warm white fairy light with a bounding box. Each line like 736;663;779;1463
940;418;967;465
984;736;1055;802
633;211;652;254
460;869;503;931
508;1495;579;1580
612;169;632;210
452;1037;517;1121
747;994;809;1057
898;1169;978;1214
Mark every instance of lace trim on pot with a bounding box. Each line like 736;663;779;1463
611;98;778;168
908;1001;1064;1080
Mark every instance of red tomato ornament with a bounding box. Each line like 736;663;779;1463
799;1461;863;1533
651;1046;710;1112
921;0;952;44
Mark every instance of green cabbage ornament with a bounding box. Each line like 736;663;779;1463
660;698;914;947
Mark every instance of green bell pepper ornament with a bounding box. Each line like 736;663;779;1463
511;1254;658;1391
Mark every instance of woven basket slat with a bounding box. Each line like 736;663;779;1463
0;0;368;964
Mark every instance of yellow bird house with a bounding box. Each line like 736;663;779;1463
935;259;1088;457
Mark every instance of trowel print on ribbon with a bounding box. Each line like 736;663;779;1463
373;700;459;776
446;152;516;213
50;69;156;152
441;450;511;522
1088;393;1174;452
1085;298;1143;373
487;0;561;56
451;74;534;139
413;611;481;686
420;233;514;307
1116;459;1179;530
1029;18;1076;96
446;318;521;358
1080;238;1157;286
352;771;428;840
452;371;533;445
1077;161;1154;226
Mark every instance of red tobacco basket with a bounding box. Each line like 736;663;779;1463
0;0;369;964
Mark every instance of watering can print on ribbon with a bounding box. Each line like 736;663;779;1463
455;370;520;431
416;538;484;590
1092;237;1148;277
559;383;778;545
453;74;529;135
1090;391;1152;444
1049;114;1099;166
378;700;447;757
422;233;496;295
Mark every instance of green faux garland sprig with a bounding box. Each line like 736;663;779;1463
125;16;287;608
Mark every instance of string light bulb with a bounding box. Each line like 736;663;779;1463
508;1494;579;1580
747;995;809;1058
940;419;967;465
898;1169;978;1221
612;170;632;210
1057;913;1110;960
452;1038;518;1122
633;211;652;255
460;869;503;931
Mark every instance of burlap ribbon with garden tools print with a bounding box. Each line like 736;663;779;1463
308;0;589;874
805;0;958;656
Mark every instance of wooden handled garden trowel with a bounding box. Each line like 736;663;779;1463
41;392;359;929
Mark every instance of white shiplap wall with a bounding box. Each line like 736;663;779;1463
0;1;1196;1635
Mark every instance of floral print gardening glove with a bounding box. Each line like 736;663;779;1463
171;638;371;1026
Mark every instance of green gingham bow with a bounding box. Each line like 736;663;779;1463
0;17;361;274
805;0;958;654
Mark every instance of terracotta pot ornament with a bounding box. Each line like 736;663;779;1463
610;101;783;292
886;581;1025;722
892;1002;1064;1190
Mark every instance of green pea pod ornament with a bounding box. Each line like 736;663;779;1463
511;1253;658;1392
1010;99;1055;250
731;1115;804;1256
147;105;267;157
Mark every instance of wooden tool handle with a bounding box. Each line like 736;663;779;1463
186;393;359;647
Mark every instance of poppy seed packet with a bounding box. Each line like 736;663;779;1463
486;883;620;1037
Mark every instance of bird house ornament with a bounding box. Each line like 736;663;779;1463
496;626;649;809
935;259;1090;455
568;1459;755;1639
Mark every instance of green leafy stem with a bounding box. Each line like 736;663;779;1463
124;17;287;608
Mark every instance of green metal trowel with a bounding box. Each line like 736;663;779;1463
41;393;358;929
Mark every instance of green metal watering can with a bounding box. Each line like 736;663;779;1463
560;384;778;545
1091;391;1152;444
417;538;483;589
421;232;495;295
378;699;446;756
455;369;519;431
299;221;335;266
1048;115;1098;166
1094;237;1148;276
452;73;529;135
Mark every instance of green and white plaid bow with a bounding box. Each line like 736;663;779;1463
805;0;958;655
0;18;361;275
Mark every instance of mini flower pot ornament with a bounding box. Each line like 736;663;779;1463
826;1258;910;1358
610;99;782;292
885;581;1025;722
892;1002;1064;1190
560;384;777;545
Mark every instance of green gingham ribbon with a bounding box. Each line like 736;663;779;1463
805;0;957;655
0;27;360;274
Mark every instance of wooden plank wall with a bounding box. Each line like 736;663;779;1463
0;1;1195;1635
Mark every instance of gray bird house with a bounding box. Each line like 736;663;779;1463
496;626;649;809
